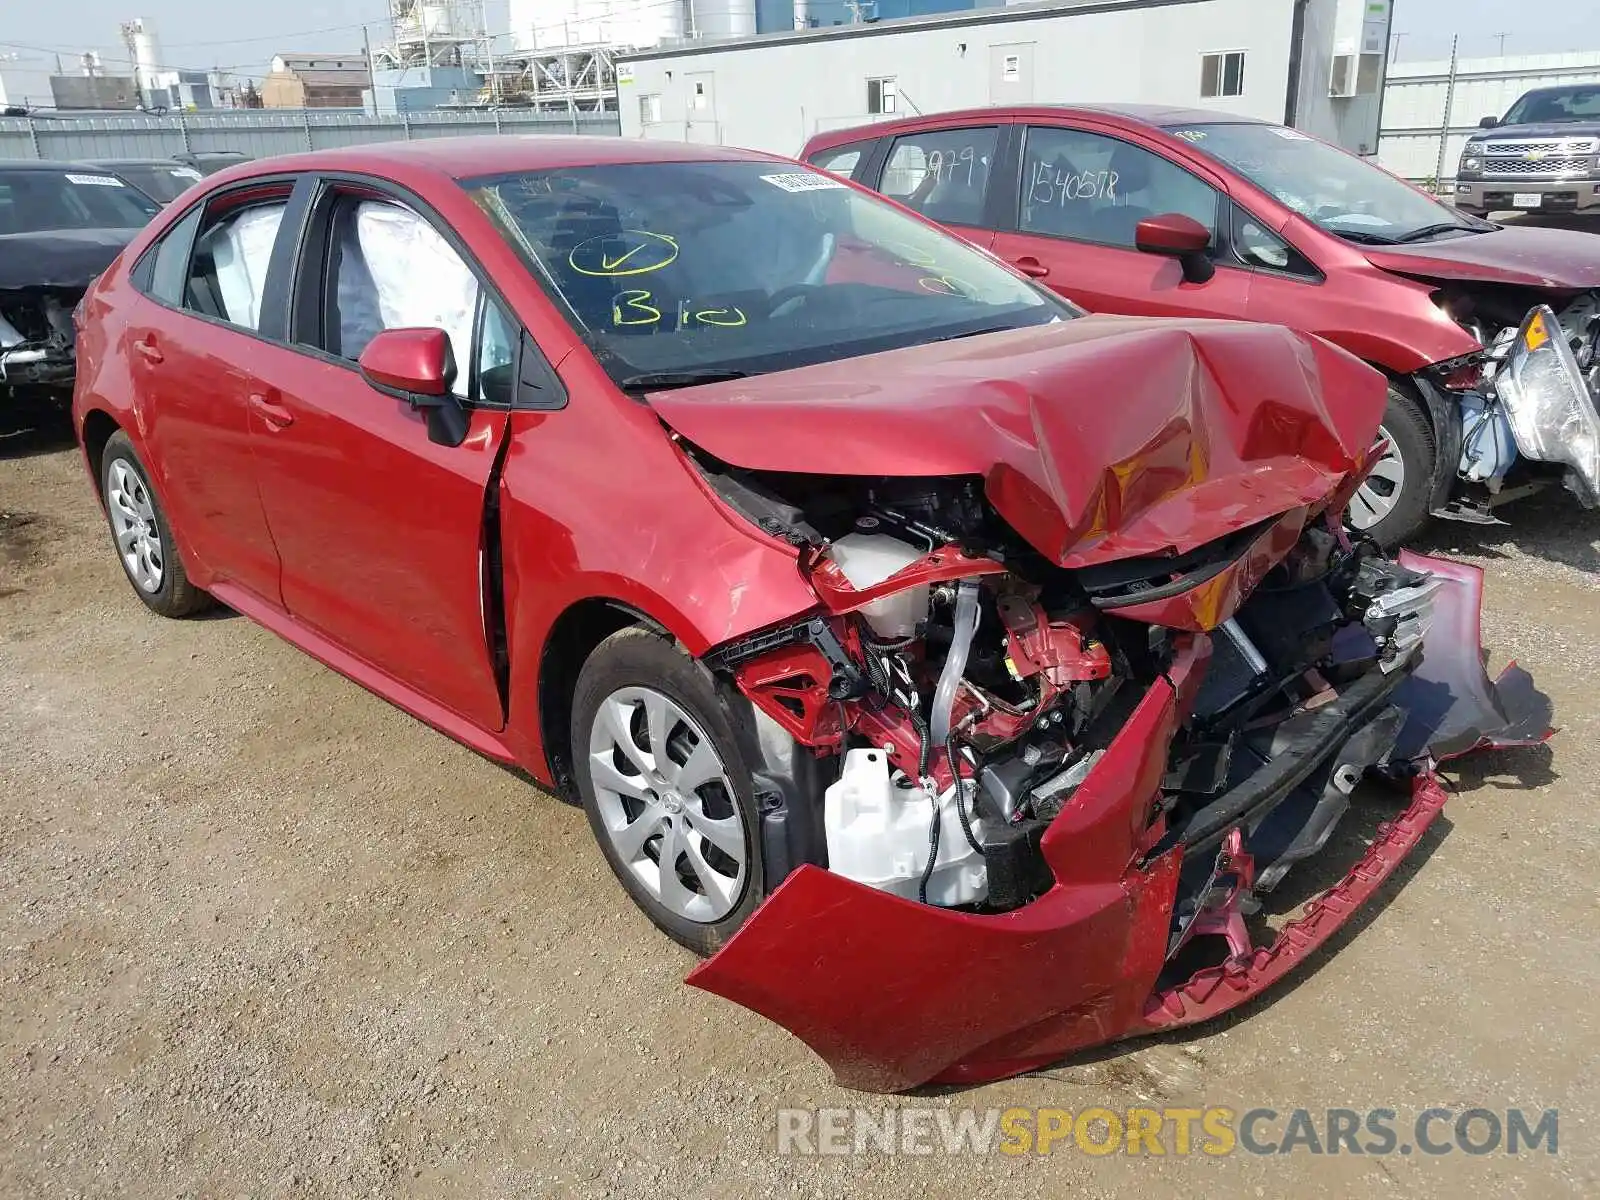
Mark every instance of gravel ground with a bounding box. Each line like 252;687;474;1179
2;403;1598;1199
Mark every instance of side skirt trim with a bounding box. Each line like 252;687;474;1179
208;580;518;765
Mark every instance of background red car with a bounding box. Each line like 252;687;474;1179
803;105;1600;546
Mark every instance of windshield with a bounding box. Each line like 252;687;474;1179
1502;86;1600;125
466;160;1069;384
105;163;202;203
1165;122;1478;244
0;168;161;235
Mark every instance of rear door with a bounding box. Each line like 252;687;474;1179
990;121;1251;319
242;177;517;732
863;122;1008;251
123;180;294;604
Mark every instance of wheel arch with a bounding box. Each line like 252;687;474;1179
79;408;124;496
533;596;671;802
1366;364;1458;516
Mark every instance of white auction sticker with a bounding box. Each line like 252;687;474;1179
170;168;202;180
65;173;126;186
1271;128;1310;140
760;172;847;193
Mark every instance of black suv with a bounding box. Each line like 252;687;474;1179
1455;84;1600;218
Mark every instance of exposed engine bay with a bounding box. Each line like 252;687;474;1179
626;314;1553;1092
694;460;1541;958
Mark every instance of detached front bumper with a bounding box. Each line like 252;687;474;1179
687;555;1551;1092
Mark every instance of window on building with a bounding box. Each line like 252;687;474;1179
879;126;999;227
1200;51;1246;98
1017;125;1219;251
639;93;662;124
867;77;897;115
691;81;708;111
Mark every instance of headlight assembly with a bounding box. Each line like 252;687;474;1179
1494;306;1600;506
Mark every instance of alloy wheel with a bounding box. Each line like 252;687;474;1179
1348;424;1406;531
106;459;165;593
587;686;748;923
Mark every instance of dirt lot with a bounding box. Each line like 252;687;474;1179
2;404;1597;1199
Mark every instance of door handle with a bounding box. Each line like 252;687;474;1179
132;335;163;364
1012;256;1050;279
248;391;295;430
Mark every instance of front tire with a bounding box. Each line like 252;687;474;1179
99;430;212;617
1347;386;1435;549
571;628;764;955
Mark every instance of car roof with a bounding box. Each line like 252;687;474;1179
806;102;1271;147
89;158;187;166
0;158;134;173
205;135;787;185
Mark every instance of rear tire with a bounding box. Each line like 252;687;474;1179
571;627;765;955
1348;386;1435;549
99;431;212;618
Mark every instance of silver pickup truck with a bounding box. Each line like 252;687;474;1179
1454;84;1600;218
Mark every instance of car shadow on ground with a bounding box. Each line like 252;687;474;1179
0;396;76;460
1410;487;1600;578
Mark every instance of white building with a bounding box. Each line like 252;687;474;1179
0;57;56;111
617;0;1394;156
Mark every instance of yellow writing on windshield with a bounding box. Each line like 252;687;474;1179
571;230;680;277
612;290;662;326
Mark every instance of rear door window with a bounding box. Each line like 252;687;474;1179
876;126;1000;228
184;199;289;332
144;205;205;305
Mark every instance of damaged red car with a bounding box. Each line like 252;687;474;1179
72;139;1551;1093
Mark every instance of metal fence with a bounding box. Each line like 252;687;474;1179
0;109;622;162
1376;50;1600;186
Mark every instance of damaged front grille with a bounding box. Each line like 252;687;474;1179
1348;557;1442;672
0;289;78;388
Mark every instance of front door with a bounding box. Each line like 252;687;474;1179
245;188;514;732
991;123;1252;320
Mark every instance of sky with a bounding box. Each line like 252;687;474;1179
1;0;1595;86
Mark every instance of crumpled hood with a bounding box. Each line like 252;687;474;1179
0;228;136;291
647;316;1386;567
1363;225;1600;291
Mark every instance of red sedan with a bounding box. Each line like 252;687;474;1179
72;138;1548;1091
803;106;1600;546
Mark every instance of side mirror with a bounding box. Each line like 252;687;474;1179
1134;212;1216;284
1479;115;1499;129
358;327;470;447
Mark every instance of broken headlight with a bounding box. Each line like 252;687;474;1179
1494;305;1600;506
